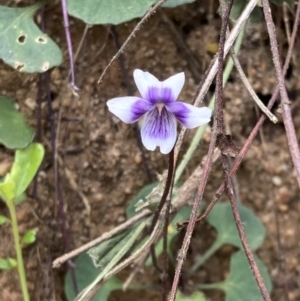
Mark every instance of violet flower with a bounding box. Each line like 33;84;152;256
107;69;211;154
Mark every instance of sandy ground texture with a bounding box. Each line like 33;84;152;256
0;1;300;301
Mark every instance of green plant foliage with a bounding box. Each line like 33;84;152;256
87;221;146;273
13;193;26;205
0;3;62;72
0;143;45;202
207;202;266;250
0;257;17;270
78;221;146;301
176;291;206;301
87;230;131;269
67;0;157;25
220;251;272;301
0;96;34;149
65;253;122;301
22;229;37;245
126;182;157;219
0;215;9;225
163;0;196;8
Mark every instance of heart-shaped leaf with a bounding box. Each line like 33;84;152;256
0;3;62;72
0;143;44;202
67;0;157;25
189;202;266;274
219;250;272;301
207;202;266;250
0;96;34;149
65;253;122;301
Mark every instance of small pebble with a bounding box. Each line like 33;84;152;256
272;176;282;186
134;153;142;164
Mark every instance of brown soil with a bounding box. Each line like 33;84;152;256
0;1;300;301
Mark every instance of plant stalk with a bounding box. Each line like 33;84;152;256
7;200;30;301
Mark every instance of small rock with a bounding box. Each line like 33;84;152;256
272;176;282;186
134;153;142;164
91;193;104;202
25;97;36;110
278;204;288;212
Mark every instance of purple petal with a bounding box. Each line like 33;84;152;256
107;96;153;124
141;107;177;154
133;69;161;100
146;86;174;105
167;102;211;128
162;72;185;102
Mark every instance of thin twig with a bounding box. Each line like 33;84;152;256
216;1;271;299
229;48;278;123
169;3;235;298
192;0;300;227
52;209;151;268
97;0;169;84
262;0;300;189
174;0;258;162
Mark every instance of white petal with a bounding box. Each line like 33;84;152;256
141;108;177;154
133;69;161;100
107;96;152;124
167;102;211;128
162;72;185;101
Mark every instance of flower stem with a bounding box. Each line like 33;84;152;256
6;200;30;301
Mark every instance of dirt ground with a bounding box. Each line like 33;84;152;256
0;1;300;301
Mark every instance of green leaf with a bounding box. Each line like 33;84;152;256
220;251;272;301
0;215;9;225
14;193;26;205
0;3;62;72
88;222;146;272
65;253;122;301
67;0;157;25
0;143;44;202
22;229;37;245
0;257;17;270
0;96;34;149
176;291;206;301
126;182;157;219
163;0;196;8
87;230;130;270
79;221;147;301
207;202;266;250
